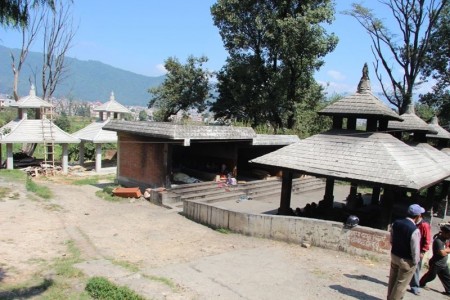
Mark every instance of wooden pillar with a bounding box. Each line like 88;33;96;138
427;185;436;214
346;183;358;209
366;118;377;132
6;143;13;170
380;187;394;230
332;117;343;129
278;170;293;215
95;143;102;172
323;178;334;208
378;119;388;131
62;143;68;174
371;186;381;205
347;117;356;130
79;141;85;165
441;182;450;219
164;143;172;188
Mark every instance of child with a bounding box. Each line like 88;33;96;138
420;224;450;295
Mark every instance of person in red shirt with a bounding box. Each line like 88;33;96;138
409;216;431;295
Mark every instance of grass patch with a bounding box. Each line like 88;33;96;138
216;227;231;234
85;276;146;300
110;259;140;273
95;185;124;202
0;186;12;200
71;176;102;186
0;240;89;300
26;177;53;199
53;240;83;278
143;274;178;291
0;169;27;182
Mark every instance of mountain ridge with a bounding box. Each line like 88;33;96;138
0;45;165;106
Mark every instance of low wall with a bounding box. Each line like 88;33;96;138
183;200;391;257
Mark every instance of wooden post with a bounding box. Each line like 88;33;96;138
371;187;381;205
278;170;293;215
332;117;343;129
79;141;85;165
6;143;13;170
347;117;356;130
323;178;335;208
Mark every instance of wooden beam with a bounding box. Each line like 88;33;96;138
278;170;293;215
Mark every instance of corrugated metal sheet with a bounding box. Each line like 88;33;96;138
252;134;300;145
104;120;256;140
250;129;450;190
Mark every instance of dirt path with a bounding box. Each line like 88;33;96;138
1;175;449;299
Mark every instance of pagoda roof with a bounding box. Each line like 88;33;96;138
426;116;450;140
388;105;437;134
0;119;79;143
72;120;117;143
318;64;402;121
10;85;53;108
250;129;450;191
252;134;300;146
93;92;131;114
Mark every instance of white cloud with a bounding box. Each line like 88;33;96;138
327;70;346;81
155;64;167;75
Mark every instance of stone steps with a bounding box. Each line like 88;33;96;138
163;176;325;209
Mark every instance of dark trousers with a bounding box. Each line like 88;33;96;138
420;263;450;292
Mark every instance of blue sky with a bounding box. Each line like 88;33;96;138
0;1;428;98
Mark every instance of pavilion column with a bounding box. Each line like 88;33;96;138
95;143;102;172
323;178;334;208
347;117;356;130
367;118;377;132
378;119;388;131
61;143;68;174
427;185;437;215
6;143;13;170
332;117;343;129
441;181;450;219
346;183;358;209
380;187;394;230
371;187;381;205
79;141;85;165
278;170;293;215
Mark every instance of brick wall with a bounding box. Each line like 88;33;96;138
118;133;168;188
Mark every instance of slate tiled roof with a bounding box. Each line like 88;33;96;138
388;104;437;133
93;92;131;114
104;120;256;140
318;64;402;121
72;120;117;143
427;116;450;140
442;148;450;156
409;143;450;173
250;129;450;190
10;85;53;108
0;119;80;143
252;134;300;145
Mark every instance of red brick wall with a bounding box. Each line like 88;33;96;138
118;133;168;187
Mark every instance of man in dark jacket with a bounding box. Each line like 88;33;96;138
409;215;431;295
387;204;424;300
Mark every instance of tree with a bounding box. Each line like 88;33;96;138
41;0;76;100
210;0;338;132
138;110;148;121
10;3;45;101
419;2;450;124
347;0;448;114
148;55;212;122
0;0;54;27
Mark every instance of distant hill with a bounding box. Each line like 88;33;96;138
0;45;165;106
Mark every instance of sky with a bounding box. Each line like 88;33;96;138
0;1;432;99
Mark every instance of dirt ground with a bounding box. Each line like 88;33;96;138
1;173;449;299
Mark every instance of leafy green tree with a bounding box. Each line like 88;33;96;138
0;0;54;27
346;0;448;114
419;2;450;125
148;56;212;122
54;111;70;131
210;0;338;132
138;110;148;121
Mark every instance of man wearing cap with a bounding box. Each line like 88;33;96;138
387;204;424;300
